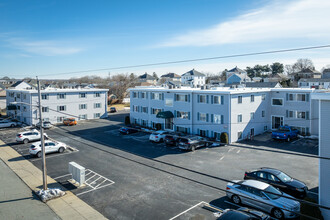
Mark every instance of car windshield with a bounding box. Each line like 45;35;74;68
277;172;292;182
264;186;282;199
178;138;189;143
278;127;290;132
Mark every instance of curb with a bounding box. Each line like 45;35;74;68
0;139;107;220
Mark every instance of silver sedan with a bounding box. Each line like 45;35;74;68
226;179;300;219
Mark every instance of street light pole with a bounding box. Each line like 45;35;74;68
37;77;47;190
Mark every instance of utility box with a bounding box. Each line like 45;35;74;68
68;162;85;186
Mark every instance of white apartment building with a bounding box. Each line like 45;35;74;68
311;92;330;219
6;88;108;125
130;86;318;143
181;69;206;87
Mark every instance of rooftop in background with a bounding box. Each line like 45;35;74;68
6;87;108;94
160;73;181;78
299;78;330;82
138;73;156;80
227;66;247;73
181;69;205;77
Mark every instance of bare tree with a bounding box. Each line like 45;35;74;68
292;58;315;72
285;65;294;75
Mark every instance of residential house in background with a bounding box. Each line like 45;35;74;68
9;81;33;90
6;87;108;125
294;68;322;79
245;82;282;88
321;68;330;79
0;83;6;110
226;67;251;84
181;69;206;87
138;73;157;84
298;78;330;89
252;77;262;82
160;73;181;82
130;86;318;143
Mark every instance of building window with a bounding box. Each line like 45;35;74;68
238;96;242;104
141;92;147;99
57;93;66;99
79;104;87;109
199;113;207;122
79;93;87;98
42;107;49;113
176;126;188;134
142;107;148;113
199;129;207;137
198;95;206;103
238;131;243;140
134;105;139;112
288;93;295;101
297;94;306;101
262;94;266;100
132;92;138;98
23;106;27;112
213;114;223;124
237;114;242;123
175;94;188;102
152;108;162;115
23;94;26;99
165;98;173;107
250;95;254;102
58;105;66;111
94;103;101;108
213;96;223;104
287;110;294;118
296;111;306;119
272;98;283;106
95;92;100;97
57;117;64;122
94;113;101;118
79;114;87;120
151;92;162;100
41;94;49;100
262;110;265;117
176;111;189;119
264;126;268;131
17;94;20;99
250;112;255;119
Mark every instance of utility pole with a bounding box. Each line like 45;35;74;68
37;77;47;190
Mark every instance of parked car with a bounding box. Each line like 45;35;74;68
36;121;53;129
29;140;67;158
149;130;169;143
164;132;185;146
271;126;299;142
119;126;139;135
177;136;209;151
16;129;48;144
109;107;117;113
226;179;300;219
0;120;17;128
217;207;270;220
63;118;77;126
244;167;308;198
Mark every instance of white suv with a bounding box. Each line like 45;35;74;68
29;140;67;158
149;130;169;143
16;129;48;144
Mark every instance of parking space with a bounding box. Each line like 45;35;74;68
0;114;320;219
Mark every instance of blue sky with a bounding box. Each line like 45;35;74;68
1;0;330;79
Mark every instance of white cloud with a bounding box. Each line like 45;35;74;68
6;38;83;56
159;0;330;47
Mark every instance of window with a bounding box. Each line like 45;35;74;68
272;98;283;106
141;119;148;127
141;92;146;99
132;92;138;98
297;94;306;101
23;94;26;99
176;126;188;134
58;105;66;111
42;107;49;113
237;131;243;140
142;107;148;113
262;94;266;100
165;98;173;107
287;110;294;118
250;95;254;102
264;126;268;131
41;94;49;100
23;106;27;112
57;117;64;122
199;129;207;137
134;105;139;112
79;93;87;98
250;112;255;119
257;172;267;179
152;92;162;100
199;113;207;122
198;95;206;103
152;108;162;115
57;93;66;99
17;94;20;99
267;174;280;182
95;92;100;97
237;114;242;123
175;94;188;102
213;132;221;141
238;96;242;104
213;96;223;104
262;111;265;117
296;111;306;119
79;114;87;120
295;127;309;135
213;114;223;124
79;104;87;109
288;93;295;101
94;103;101;108
176;111;189;119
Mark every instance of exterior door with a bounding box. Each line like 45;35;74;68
165;118;173;130
272;116;283;129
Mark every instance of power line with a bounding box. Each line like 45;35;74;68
12;44;330;77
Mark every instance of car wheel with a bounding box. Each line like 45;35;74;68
232;195;241;204
58;147;65;153
36;151;41;158
23;139;29;144
159;138;163;143
126;131;129;135
191;145;196;151
287;136;291;142
10;124;15;127
272;208;284;219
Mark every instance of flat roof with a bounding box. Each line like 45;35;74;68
312;92;330;100
6;88;108;94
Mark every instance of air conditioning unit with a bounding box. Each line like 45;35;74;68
68;162;85;186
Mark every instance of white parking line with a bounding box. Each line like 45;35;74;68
53;173;72;180
169;201;207;220
30;151;78;162
236;149;241;154
219;156;224;160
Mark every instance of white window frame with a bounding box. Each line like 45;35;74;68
238;96;242;104
237;114;242;123
79;93;87;98
165;98;173;107
199;95;206;103
79;104;87;110
199;113;207;122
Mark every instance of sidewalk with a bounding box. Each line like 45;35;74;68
0;159;60;220
0;140;107;220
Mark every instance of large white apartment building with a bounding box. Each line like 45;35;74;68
130;86;318;143
6;88;108;125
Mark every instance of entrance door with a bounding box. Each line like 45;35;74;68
250;128;254;136
272;116;283;129
165;118;173;130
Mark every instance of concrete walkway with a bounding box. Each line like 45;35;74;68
0;159;60;220
0;140;107;220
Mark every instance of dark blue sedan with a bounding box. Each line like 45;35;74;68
119;127;139;135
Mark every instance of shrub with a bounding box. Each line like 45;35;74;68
155;123;162;131
220;132;229;144
124;116;130;125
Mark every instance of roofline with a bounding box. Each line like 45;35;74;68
6;88;108;93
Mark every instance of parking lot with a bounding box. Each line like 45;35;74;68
0;113;319;219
